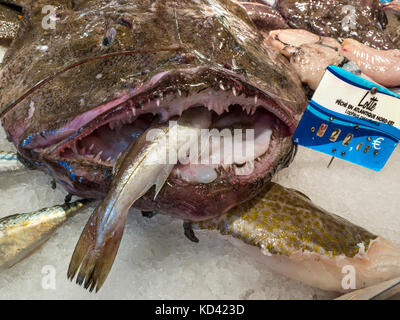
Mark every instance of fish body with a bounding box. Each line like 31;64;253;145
341;38;400;88
267;29;344;90
384;0;400;16
0;199;91;270
196;183;400;291
240;2;289;32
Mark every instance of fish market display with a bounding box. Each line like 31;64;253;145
0;0;399;298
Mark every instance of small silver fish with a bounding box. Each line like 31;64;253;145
0;151;25;173
68;107;212;292
0;199;92;270
336;277;400;300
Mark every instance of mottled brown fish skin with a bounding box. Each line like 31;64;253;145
277;0;399;50
197;182;377;258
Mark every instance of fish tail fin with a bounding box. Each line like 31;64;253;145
154;164;174;199
67;203;128;293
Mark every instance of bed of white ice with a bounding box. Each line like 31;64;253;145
1;49;400;301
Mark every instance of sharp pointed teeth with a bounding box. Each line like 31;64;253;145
232;87;237;96
89;144;94;152
106;156;112;163
219;83;225;91
232;58;237;69
156;98;161;107
71;143;78;154
254;95;258;105
178;89;182;96
132;107;136;116
94;150;103;161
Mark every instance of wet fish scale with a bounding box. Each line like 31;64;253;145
197;183;376;258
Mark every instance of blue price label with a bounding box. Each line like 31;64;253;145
293;66;400;171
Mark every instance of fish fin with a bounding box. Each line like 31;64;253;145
154;164;174;199
67;203;128;292
183;222;199;243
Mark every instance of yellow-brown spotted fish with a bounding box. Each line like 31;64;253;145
195;183;400;292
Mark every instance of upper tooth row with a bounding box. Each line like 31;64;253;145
125;86;261;117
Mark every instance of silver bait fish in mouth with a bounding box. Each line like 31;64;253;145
0;0;399;298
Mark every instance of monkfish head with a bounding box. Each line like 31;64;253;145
0;0;306;221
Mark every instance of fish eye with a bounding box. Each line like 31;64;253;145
118;18;132;29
